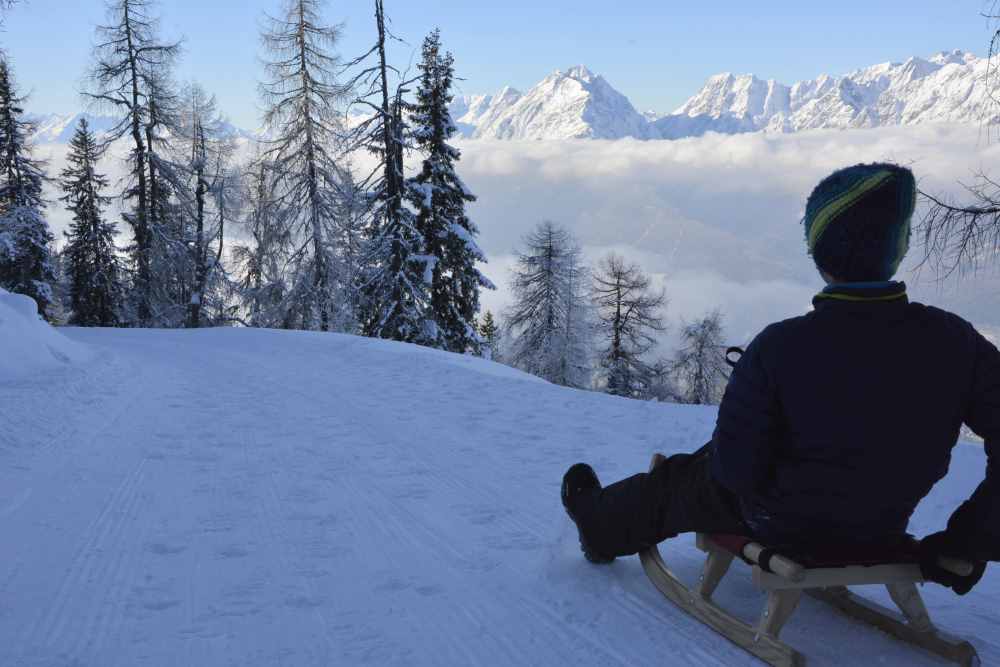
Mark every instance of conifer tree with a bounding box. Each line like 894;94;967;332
259;0;349;332
174;83;235;328
59;118;122;326
350;0;433;344
0;59;56;318
592;253;666;398
479;309;500;360
505;221;592;387
87;0;180;326
357;91;433;343
330;163;368;332
671;310;729;405
233;157;294;328
407;29;493;353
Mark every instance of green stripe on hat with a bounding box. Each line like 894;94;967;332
806;170;895;252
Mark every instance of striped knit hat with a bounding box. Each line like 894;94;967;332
803;163;917;282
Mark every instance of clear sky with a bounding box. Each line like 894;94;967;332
0;0;994;127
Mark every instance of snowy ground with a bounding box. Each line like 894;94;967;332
1;318;998;665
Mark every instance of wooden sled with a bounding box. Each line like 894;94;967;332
638;455;981;666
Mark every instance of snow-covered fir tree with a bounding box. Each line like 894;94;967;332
86;0;181;326
357;93;433;343
504;221;593;388
330;163;368;332
350;1;433;344
671;310;729;405
0;58;57;319
592;253;665;398
407;29;493;353
259;0;350;332
478;309;500;360
59;117;123;327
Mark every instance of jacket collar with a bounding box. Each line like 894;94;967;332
812;281;908;309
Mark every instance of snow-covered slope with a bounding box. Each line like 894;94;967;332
451;50;992;140
28;112;259;144
1;320;997;665
27;112;120;144
463;66;653;140
450;86;523;137
0;288;92;380
658;50;994;137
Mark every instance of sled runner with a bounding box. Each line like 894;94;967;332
638;455;981;667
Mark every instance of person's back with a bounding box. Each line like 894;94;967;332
563;162;999;596
713;285;996;544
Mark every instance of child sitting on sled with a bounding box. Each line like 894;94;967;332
562;163;999;596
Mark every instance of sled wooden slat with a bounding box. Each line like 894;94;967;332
639;545;806;667
808;586;980;667
639;454;981;666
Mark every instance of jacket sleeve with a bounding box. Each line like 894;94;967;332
946;325;1000;561
710;329;783;497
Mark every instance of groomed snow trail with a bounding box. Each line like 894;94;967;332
1;327;997;666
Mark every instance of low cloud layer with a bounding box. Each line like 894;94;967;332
456;125;1000;348
37;123;1000;350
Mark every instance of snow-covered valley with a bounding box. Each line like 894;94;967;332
1;295;998;666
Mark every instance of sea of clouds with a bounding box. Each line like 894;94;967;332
37;123;1000;350
454;125;1000;348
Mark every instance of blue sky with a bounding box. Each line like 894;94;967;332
0;0;993;127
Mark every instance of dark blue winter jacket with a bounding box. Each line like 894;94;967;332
710;281;1000;559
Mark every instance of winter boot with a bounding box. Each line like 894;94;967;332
561;463;616;564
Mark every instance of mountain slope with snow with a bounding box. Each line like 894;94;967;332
33;51;993;145
658;50;995;137
462;66;653;140
1;306;997;665
451;50;992;140
27;112;120;144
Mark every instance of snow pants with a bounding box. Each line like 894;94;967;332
574;444;748;558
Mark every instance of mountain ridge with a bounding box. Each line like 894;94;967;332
29;50;991;145
451;49;994;140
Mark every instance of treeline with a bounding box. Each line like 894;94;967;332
481;221;731;404
0;0;730;404
0;0;490;353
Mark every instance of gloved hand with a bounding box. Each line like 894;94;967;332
918;531;987;595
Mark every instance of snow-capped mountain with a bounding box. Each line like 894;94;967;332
451;86;523;137
452;50;994;140
27;112;259;145
451;66;653;140
657;50;995;137
27;112;120;144
32;50;994;145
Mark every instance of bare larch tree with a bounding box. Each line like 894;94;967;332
259;0;349;332
592;253;666;398
671;310;729;405
86;0;180;325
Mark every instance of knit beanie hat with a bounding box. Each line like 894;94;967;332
803;163;917;282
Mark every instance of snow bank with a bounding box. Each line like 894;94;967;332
0;288;92;380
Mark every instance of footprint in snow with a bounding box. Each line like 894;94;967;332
146;542;186;556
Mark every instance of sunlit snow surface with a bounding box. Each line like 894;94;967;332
0;319;997;665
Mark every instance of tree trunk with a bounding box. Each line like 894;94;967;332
123;0;150;324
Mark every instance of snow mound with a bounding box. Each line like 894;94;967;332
0;288;92;380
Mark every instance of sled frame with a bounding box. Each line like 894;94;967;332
637;456;980;667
